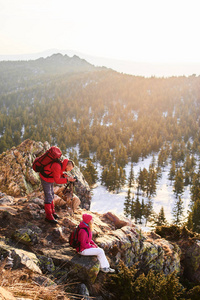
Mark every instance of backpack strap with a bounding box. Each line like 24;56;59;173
40;160;62;178
80;227;89;236
77;227;89;252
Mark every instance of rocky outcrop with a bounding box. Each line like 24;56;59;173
0;139;91;209
0;192;182;284
0;139;48;196
1;141;200;298
1;190;200;298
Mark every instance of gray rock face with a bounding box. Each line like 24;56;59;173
96;225;181;276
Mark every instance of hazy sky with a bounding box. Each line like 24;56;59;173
0;0;200;63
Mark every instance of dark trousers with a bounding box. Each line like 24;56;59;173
41;179;54;204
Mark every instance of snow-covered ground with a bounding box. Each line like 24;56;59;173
90;155;192;225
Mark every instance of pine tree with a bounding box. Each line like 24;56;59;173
79;141;90;159
101;166;108;186
143;198;153;226
106;164;118;192
183;154;196;186
190;169;200;203
134;196;142;224
117;166;126;193
155;207;167;226
112;164;119;192
130;142;140;163
81;159;98;186
130;197;135;220
128;163;134;188
100;150;112;167
124;189;131;217
186;213;193;231
101;163;125;193
137;168;148;193
146;166;157;197
68;150;79;167
172;196;184;225
173;167;184;198
158;147;168;169
114;143;128;168
140;198;145;223
168;160;176;183
150;155;156;168
184;154;192;172
187;200;200;233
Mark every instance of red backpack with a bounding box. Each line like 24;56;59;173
69;226;89;251
32;146;62;177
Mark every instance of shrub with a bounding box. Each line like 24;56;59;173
155;225;196;241
106;261;184;300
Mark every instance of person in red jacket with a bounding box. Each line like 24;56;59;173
40;158;76;224
77;214;115;273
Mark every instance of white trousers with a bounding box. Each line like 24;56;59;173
80;247;109;269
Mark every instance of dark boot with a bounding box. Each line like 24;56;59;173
51;201;60;219
45;218;58;224
44;204;58;224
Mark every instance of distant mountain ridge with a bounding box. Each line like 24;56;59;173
1;49;200;77
0;53;101;75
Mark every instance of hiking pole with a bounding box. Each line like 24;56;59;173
70;181;75;217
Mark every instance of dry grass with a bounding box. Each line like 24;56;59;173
0;267;97;300
0;268;70;300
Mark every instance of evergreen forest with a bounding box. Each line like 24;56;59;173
1;54;200;231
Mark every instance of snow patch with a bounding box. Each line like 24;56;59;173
91;154;192;224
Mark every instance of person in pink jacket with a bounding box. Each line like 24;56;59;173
77;214;115;273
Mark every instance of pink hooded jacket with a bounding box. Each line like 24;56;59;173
76;221;97;252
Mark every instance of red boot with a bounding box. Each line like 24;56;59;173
51;201;59;219
44;204;58;224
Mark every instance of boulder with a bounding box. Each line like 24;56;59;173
12;223;42;246
102;211;129;229
0;240;42;274
36;255;56;274
42;247;100;284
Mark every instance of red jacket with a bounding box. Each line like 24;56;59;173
39;158;69;184
76;221;97;252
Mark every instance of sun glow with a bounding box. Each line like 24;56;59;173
0;0;200;64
